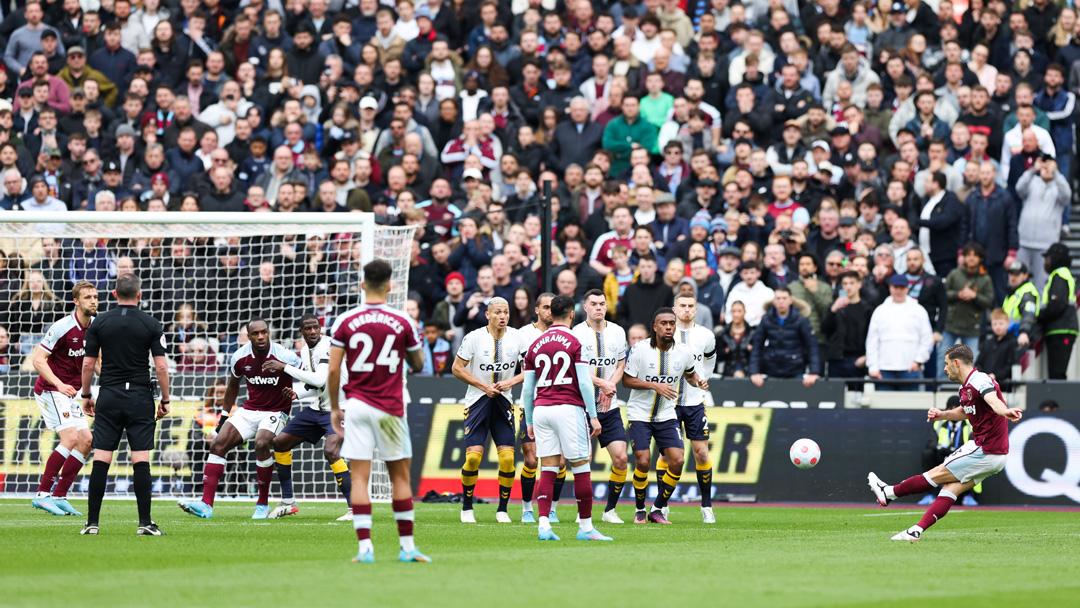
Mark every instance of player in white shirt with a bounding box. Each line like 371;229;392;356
516;292;568;523
658;293;718;523
263;314;354;521
573;289;628;524
622;307;708;524
451;297;527;523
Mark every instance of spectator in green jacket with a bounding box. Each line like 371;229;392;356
601;94;658;176
786;252;835;345
937;242;993;377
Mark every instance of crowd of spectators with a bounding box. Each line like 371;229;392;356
1;0;1079;385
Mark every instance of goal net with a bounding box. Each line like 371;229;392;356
0;212;415;503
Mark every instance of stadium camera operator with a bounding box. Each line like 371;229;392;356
80;273;170;536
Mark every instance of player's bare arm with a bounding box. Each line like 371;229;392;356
405;347;425;372
985;392;1023;422
153;355;170;420
492;370;523;393
623;374;677;400
452;356;499;397
33;346;76;397
684;368;708;392
926;406;966;422
80;355;98;416
328;344;345;435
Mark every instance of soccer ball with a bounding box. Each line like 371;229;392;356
789;439;821;469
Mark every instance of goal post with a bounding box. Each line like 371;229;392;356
0;212;415;503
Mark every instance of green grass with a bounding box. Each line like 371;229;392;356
2;499;1078;608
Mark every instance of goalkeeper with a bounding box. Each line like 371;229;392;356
261;314;353;521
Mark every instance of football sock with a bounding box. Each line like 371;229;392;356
275;451;294;501
201;454;227;507
86;460;109;527
605;466;627;512
520;465;536;510
552;466;566;508
655;460;669;485
256;457;274;506
352;503;373;553
497;449;515;513
461;451;481;510
891;473;937;499
392;498;415;552
52;450;87;498
916;489;957;531
133;461;153;526
535;467;558;530
696;461;713;508
37;446;70;496
331;459;351;507
572;464;593;532
654;471;681;510
632;469;649;511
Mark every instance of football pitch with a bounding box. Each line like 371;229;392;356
2;499;1078;608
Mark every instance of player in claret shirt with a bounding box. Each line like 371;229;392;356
179;318;302;520
868;344;1023;541
30;281;98;517
522;295;611;542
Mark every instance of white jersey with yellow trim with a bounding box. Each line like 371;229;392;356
675;323;716;407
456;326;527;404
624;340;696;422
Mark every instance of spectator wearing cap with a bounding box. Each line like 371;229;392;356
649;192;690;255
767;120;814;176
285;21;327;86
960;160;1018;305
866;273;934;391
56;46;115;109
1016;154;1071;290
668;210;713;263
749;285;822;387
677;177;721;220
139;172;172;207
88;159;131;211
113;125;141;187
876;2;915;63
917;171;964;278
401;6;437;76
1038;242;1079;379
19;175;67;212
1002;261;1038;351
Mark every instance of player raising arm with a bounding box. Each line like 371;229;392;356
328;259;428;564
622;307;708;524
179;318;302;519
263;313;353;521
868;344;1023;541
572;289;628;524
522;295;611;542
30;282;98;517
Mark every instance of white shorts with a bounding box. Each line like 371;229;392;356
36;391;89;432
944;440;1007;485
533;404;591;461
225;408;289;441
340;398;412;462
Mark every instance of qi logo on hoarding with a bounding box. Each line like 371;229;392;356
1005;418;1080;503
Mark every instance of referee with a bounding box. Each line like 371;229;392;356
80;273;170;536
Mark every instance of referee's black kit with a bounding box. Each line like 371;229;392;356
83;304;166;533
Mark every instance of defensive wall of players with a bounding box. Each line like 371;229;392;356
1;374;1078;506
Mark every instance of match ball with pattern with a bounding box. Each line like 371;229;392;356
790;439;821;469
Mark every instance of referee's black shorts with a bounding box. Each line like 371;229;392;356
91;384;157;452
